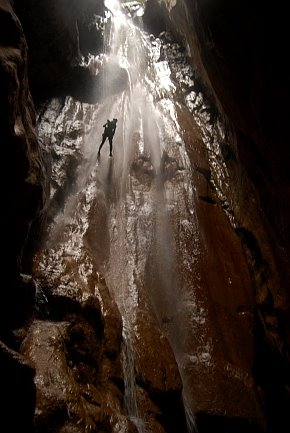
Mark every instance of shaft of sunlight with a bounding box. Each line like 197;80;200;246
97;2;200;432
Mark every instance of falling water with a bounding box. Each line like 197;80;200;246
97;3;174;430
36;0;214;431
122;318;148;433
96;2;200;430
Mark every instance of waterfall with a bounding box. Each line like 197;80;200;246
37;0;210;431
122;319;148;433
96;2;200;430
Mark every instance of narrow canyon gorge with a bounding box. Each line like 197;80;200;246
1;1;289;432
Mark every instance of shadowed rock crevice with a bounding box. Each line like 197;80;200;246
195;412;264;433
13;0;129;105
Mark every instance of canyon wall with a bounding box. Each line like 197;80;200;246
0;0;289;432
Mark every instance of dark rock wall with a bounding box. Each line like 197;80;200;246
13;0;106;104
0;0;47;327
12;0;128;105
143;0;290;431
0;1;44;431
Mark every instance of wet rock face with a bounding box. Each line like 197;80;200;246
181;0;290;262
144;2;290;248
21;311;123;433
143;0;290;431
22;248;129;433
144;0;290;427
166;0;290;271
134;317;187;433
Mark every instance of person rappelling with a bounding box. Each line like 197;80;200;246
97;118;118;158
